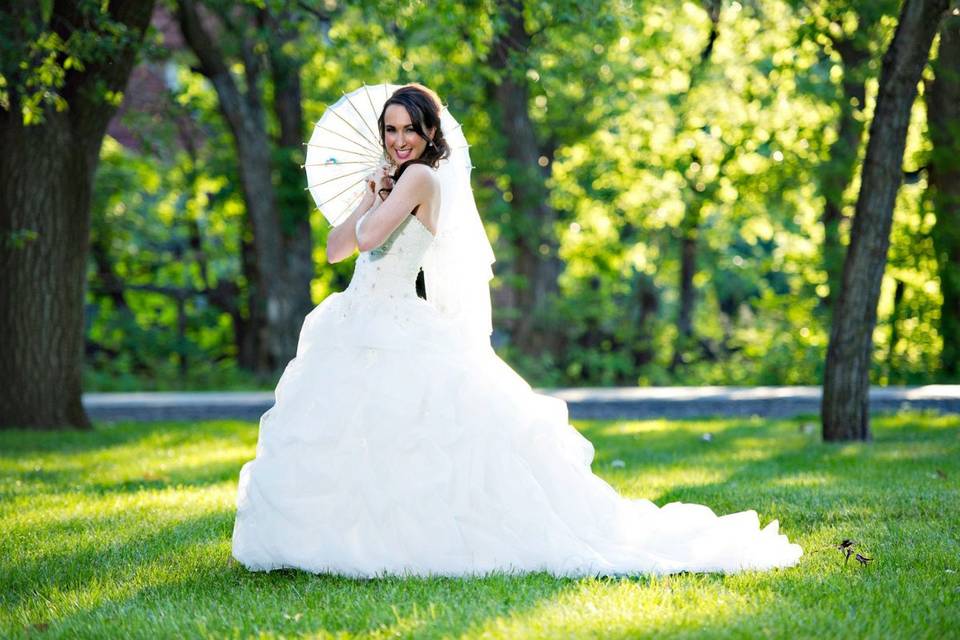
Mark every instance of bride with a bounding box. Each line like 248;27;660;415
231;83;802;578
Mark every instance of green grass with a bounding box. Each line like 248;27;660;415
1;413;958;639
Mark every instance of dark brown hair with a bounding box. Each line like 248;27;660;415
377;83;450;198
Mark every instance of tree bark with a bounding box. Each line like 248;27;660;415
177;0;313;373
238;210;269;371
669;0;720;370
487;0;564;355
672;211;701;369
264;7;315;345
927;12;960;377
822;0;950;441
0;0;156;430
820;35;871;309
174;116;266;372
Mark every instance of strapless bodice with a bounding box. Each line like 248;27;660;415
346;214;435;300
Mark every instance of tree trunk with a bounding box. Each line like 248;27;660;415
177;0;311;373
487;0;564;355
238;217;269;371
0;0;155;430
669;1;720;370
672;219;700;369
265;7;315;340
822;0;949;441
927;12;960;377
820;37;871;309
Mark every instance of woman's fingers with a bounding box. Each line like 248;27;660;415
365;168;382;193
366;165;392;198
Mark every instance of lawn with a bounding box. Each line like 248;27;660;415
1;413;957;639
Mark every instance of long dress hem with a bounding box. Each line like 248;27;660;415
231;214;803;578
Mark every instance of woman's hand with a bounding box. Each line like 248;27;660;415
363;165;390;197
379;167;395;195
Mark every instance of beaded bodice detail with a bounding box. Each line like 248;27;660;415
347;214;435;299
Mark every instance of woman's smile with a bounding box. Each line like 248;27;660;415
383;104;434;165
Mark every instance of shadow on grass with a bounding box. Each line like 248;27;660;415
0;419;250;456
0;421;252;498
592;415;957;532
3;414;958;638
8;501;576;637
1;420;574;638
51;567;579;638
2;507;233;606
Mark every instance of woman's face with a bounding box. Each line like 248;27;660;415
383;104;434;166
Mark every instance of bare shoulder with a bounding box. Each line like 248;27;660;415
400;163;441;192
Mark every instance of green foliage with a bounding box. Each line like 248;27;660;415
506;0;943;386
0;0;149;124
85;130;250;389
83;0;953;389
0;414;957;636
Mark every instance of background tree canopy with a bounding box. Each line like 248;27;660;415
4;0;957;402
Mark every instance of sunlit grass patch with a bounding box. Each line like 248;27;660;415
1;414;957;638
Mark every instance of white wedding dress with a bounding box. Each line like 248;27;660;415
231;212;803;578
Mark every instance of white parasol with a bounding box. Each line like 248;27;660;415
303;82;469;227
305;81;494;343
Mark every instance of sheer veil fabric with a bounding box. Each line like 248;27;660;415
230;112;803;579
420;107;496;349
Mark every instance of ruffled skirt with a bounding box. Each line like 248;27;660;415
231;290;802;577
